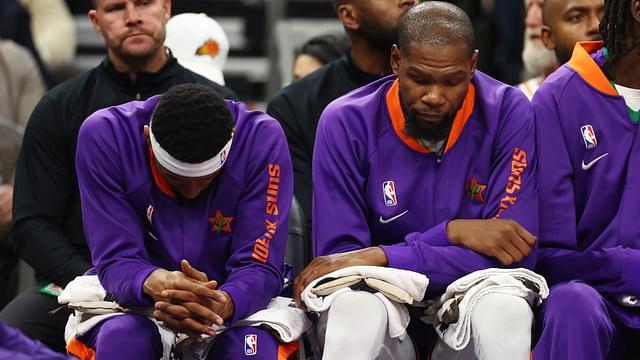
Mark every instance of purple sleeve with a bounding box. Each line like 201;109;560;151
218;118;293;322
0;321;70;359
76;111;158;307
312;108;373;256
382;90;539;293
534;85;640;294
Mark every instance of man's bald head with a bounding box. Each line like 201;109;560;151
398;1;475;56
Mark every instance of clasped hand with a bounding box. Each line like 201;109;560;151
143;259;233;341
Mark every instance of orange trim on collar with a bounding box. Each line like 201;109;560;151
385;79;475;154
148;146;176;198
567;41;617;96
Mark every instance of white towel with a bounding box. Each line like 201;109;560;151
429;268;549;350
301;266;429;338
58;275;106;304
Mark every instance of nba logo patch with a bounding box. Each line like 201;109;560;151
581;125;598;149
382;181;397;207
244;334;257;356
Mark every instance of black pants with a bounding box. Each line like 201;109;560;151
0;248;18;309
0;285;71;353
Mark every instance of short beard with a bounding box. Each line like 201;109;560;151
404;110;455;143
359;18;397;54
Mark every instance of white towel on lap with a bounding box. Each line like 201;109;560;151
428;268;549;350
301;266;429;338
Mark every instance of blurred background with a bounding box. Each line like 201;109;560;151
57;0;525;108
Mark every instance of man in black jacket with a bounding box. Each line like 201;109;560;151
0;0;236;353
267;0;417;257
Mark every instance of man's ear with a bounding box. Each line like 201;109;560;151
469;49;479;77
337;3;359;31
541;25;556;51
88;10;103;36
163;0;172;22
391;45;401;76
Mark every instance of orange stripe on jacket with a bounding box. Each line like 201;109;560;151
567;41;617;96
148;146;176;198
385;78;476;154
67;337;96;360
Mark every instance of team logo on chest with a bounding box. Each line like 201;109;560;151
382;181;398;207
464;176;486;203
244;334;258;356
208;209;233;234
581;125;598;149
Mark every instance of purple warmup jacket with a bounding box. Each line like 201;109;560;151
313;72;538;295
76;96;292;322
534;41;640;327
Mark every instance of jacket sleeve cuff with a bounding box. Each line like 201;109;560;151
218;284;249;324
128;266;159;307
407;221;452;247
624;249;640;296
380;244;420;273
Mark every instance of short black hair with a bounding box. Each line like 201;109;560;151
295;33;350;65
398;1;475;56
600;0;638;72
151;83;234;163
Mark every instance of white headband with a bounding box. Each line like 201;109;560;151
149;125;232;177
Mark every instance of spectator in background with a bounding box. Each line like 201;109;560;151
20;0;77;76
267;0;418;261
518;0;603;100
0;39;46;129
292;33;350;81
0;0;52;87
0;38;45;309
541;0;604;66
518;0;558;100
0;0;236;353
165;13;229;86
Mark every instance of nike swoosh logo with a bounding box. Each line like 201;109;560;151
379;210;409;224
581;153;608;170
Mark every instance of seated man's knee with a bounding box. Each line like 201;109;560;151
208;326;280;359
472;292;533;329
543;281;609;327
95;315;162;354
471;293;533;358
325;291;388;331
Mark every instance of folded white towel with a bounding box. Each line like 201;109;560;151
301;266;429;338
58;275;106;304
429;268;549;350
235;296;311;342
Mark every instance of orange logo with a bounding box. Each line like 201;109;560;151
196;39;220;58
209;209;233;234
496;148;527;218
